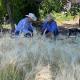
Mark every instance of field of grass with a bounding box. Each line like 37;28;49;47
0;33;80;80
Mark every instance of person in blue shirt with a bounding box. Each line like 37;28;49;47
41;14;59;38
15;13;37;37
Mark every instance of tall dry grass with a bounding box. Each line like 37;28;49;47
0;33;80;80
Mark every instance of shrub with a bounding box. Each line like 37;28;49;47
39;0;64;19
10;0;39;23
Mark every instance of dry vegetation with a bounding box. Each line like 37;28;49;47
0;33;80;80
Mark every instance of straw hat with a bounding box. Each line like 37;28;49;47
26;13;37;21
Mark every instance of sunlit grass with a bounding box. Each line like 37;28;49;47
0;33;80;80
0;64;24;80
2;24;11;29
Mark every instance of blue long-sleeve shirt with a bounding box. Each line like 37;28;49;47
42;20;59;35
15;18;34;34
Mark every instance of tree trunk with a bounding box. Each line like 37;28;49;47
4;0;15;30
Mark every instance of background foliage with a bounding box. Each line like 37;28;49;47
0;0;7;23
0;0;80;24
39;0;64;18
0;0;39;23
9;0;39;23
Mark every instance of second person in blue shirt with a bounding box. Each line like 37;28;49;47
41;14;59;38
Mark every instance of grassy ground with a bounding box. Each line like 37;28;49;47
2;24;11;29
0;33;80;80
0;13;79;80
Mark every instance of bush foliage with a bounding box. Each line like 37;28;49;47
9;0;39;23
0;0;80;23
39;0;67;19
0;0;39;23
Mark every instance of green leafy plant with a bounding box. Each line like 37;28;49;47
39;0;65;19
